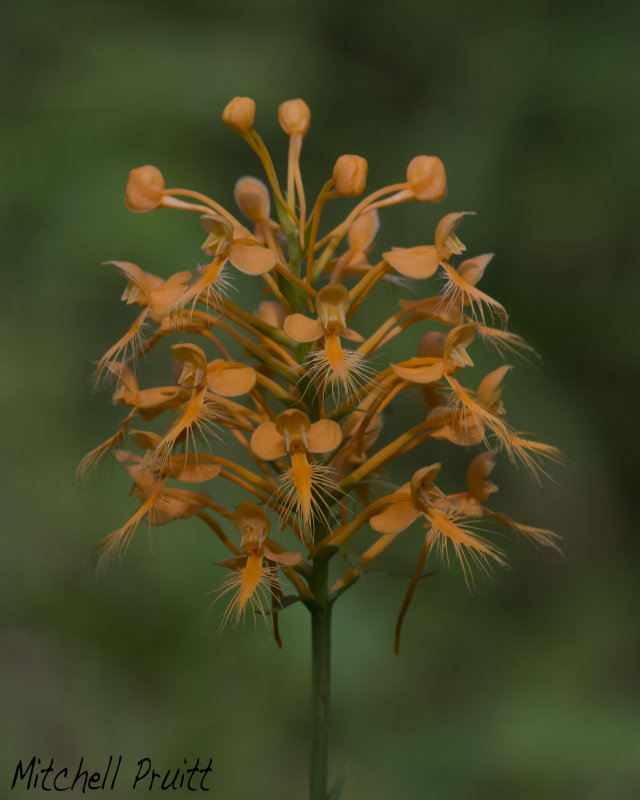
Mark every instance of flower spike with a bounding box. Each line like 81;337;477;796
81;97;559;668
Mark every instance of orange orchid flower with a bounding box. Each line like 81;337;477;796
369;463;505;579
390;322;477;385
283;284;371;399
382;211;474;279
438;253;507;325
146;343;256;469
218;501;301;627
93;261;192;382
95;431;218;571
447;450;562;551
251;409;342;530
173;213;277;311
111;363;184;420
425;364;512;447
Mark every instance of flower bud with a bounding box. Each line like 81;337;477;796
125;165;165;213
222;96;256;134
278;99;311;137
347;209;379;251
332;155;368;197
418;331;446;358
406;155;447;202
234;176;270;222
257;301;286;329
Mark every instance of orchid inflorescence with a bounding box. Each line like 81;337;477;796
81;96;560;652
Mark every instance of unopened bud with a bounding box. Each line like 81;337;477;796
257;301;286;329
406;156;447;202
332;155;368;197
278;99;311;137
125;165;165;213
347;209;380;251
234;176;270;222
222;96;256;134
418;331;446;358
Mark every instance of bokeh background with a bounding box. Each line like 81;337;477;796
2;0;639;797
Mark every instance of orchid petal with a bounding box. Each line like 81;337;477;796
434;212;475;255
477;365;512;407
457;253;494;287
466;449;499;502
443;323;476;365
342;327;365;343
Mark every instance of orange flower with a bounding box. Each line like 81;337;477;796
95;431;218;571
93;261;192;382
146;343;256;469
251;409;342;530
284;284;370;399
391;322;476;385
447;450;562;552
383;211;473;279
219;501;301;626
369;464;505;580
111;364;184;420
173;213;276;311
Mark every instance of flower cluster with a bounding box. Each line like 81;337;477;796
81;97;560;650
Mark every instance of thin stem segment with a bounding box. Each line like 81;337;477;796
308;550;333;800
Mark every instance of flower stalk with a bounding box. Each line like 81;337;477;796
307;548;334;800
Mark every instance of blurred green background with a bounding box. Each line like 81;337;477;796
2;0;639;797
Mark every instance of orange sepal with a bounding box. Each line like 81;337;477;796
307;419;343;453
391;358;445;384
383;246;439;279
466;449;499;502
148;271;192;316
370;497;419;534
168;455;221;484
107;261;150;305
410;463;442;489
172;343;208;388
130;430;163;452
284;313;324;343
435;211;475;257
148;489;204;526
457;253;494;287
207;361;257;397
229;242;276;275
477;365;512;408
251;422;286;460
443;323;476;366
136;387;184;420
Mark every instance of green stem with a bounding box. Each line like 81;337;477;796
309;551;333;800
